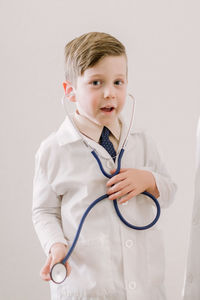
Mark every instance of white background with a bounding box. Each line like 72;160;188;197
0;0;200;299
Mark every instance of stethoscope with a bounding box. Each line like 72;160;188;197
50;94;161;284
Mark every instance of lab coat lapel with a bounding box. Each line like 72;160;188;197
82;135;112;160
56;115;82;146
56;115;111;159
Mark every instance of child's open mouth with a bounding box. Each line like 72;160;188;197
100;107;115;113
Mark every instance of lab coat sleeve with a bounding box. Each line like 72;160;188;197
32;146;68;256
140;131;177;209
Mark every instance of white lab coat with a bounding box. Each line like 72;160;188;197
32;115;176;300
183;117;200;300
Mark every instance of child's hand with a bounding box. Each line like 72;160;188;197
106;168;159;204
40;243;71;281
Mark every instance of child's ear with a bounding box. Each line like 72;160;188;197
62;81;76;102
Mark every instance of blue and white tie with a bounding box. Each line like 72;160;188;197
99;126;116;161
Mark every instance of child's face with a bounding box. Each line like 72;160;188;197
73;55;128;126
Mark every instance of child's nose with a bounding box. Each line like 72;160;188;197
103;85;116;99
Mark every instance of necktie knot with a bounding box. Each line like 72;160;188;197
99;127;116;161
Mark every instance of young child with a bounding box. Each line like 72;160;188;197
32;32;177;300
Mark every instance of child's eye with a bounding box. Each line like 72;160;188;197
115;80;123;85
91;80;101;86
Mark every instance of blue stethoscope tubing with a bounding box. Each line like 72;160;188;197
62;148;160;264
50;94;161;284
50;148;160;283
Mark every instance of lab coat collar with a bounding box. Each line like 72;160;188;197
56;115;82;146
56;116;114;161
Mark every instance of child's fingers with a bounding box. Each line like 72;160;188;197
107;180;130;195
40;245;71;282
110;169;116;174
106;172;127;187
110;168;128;175
65;261;71;276
119;190;139;204
108;185;132;200
40;254;52;281
51;252;71;278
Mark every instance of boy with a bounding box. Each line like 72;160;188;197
32;32;176;300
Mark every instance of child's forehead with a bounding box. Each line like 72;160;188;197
83;55;127;78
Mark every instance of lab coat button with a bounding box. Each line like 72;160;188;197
125;239;134;248
128;281;136;290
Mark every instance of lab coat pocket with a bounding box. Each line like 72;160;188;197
57;235;114;297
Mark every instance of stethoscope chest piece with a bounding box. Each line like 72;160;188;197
50;262;68;284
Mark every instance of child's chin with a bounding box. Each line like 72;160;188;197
100;116;117;126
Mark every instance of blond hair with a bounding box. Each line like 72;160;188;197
64;32;127;86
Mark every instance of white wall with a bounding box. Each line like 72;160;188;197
0;1;200;299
